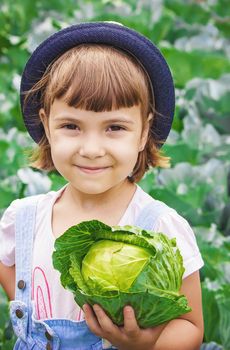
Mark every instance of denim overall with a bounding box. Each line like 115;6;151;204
9;195;169;349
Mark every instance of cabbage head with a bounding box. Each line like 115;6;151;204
52;220;191;328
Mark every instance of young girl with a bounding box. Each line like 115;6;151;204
0;22;204;350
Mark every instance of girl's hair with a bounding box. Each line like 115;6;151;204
25;44;170;182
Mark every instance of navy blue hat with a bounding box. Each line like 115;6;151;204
20;21;175;145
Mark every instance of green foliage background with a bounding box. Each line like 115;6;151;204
0;0;229;349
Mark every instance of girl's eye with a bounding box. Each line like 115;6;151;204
63;124;79;130
107;125;125;132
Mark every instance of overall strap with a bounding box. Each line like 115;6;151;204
15;197;38;305
134;200;170;231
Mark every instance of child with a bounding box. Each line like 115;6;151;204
0;22;204;349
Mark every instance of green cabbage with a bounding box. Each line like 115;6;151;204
52;220;191;328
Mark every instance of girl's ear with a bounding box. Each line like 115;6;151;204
139;113;153;152
39;108;50;143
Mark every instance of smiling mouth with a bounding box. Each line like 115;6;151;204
77;166;110;174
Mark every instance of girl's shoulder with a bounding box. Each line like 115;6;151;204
136;184;194;241
0;186;66;266
1;185;66;220
135;184;178;219
135;185;204;278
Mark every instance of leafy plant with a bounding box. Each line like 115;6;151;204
53;220;191;328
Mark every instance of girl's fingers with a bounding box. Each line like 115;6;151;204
123;306;140;337
83;304;102;337
84;303;140;343
93;304;121;337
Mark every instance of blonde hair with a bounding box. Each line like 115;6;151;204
24;44;170;182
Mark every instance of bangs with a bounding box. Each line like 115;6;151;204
43;44;153;116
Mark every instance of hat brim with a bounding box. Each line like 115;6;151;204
20;22;175;145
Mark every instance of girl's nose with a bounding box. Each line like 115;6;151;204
78;135;106;159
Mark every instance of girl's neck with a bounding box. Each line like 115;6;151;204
52;180;137;238
64;179;136;212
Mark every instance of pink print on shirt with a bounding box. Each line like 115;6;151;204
32;266;53;319
77;308;83;321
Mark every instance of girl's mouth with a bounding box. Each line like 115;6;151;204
77;166;110;174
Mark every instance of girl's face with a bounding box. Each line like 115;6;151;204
40;98;150;196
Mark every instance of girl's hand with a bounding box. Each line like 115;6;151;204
83;303;167;350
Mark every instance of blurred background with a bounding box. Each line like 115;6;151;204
0;0;229;349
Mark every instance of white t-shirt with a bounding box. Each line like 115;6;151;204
0;184;204;321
